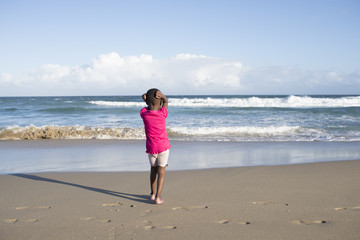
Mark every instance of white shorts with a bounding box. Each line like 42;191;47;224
148;150;170;167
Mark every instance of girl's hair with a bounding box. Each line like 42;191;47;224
145;88;159;105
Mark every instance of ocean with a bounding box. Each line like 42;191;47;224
1;95;360;142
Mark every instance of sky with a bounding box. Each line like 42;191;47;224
0;0;359;96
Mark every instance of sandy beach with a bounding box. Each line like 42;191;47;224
1;157;360;239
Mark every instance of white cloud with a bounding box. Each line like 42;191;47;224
194;62;243;88
0;53;359;96
173;53;209;60
76;53;157;86
241;66;360;94
0;53;245;95
0;73;12;82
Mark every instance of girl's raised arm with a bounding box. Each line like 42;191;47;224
156;91;168;109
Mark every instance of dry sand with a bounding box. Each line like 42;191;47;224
1;160;360;240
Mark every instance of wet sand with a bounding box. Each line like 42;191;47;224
1;140;360;173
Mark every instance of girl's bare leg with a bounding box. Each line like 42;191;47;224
150;166;158;199
156;166;166;203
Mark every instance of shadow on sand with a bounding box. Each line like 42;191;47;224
11;173;151;204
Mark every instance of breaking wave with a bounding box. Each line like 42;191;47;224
89;101;145;107
0;125;145;140
2;124;357;141
169;95;360;108
89;95;360;108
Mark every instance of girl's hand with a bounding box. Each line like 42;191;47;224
155;90;163;99
155;90;168;109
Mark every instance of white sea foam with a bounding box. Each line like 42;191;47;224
89;96;360;108
89;101;145;107
169;126;301;136
169;96;360;108
1;124;358;141
0;125;304;141
0;125;145;140
169;126;360;141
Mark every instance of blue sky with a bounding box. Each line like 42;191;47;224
0;0;359;96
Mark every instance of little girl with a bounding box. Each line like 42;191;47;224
140;88;171;205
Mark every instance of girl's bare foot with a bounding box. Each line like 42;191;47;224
155;197;164;205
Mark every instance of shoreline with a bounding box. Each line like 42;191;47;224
1;160;360;239
1;140;360;174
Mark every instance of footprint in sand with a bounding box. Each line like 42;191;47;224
292;220;327;225
252;201;288;206
144;225;177;230
102;202;136;211
141;209;153;216
103;202;135;208
335;206;360;211
15;206;51;210
80;217;111;223
4;218;39;224
108;225;124;240
218;219;250;225
143;220;177;230
172;205;209;211
102;202;124;207
24;218;39;223
5;206;48;224
4;219;19;224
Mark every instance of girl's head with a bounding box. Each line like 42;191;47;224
145;88;160;106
